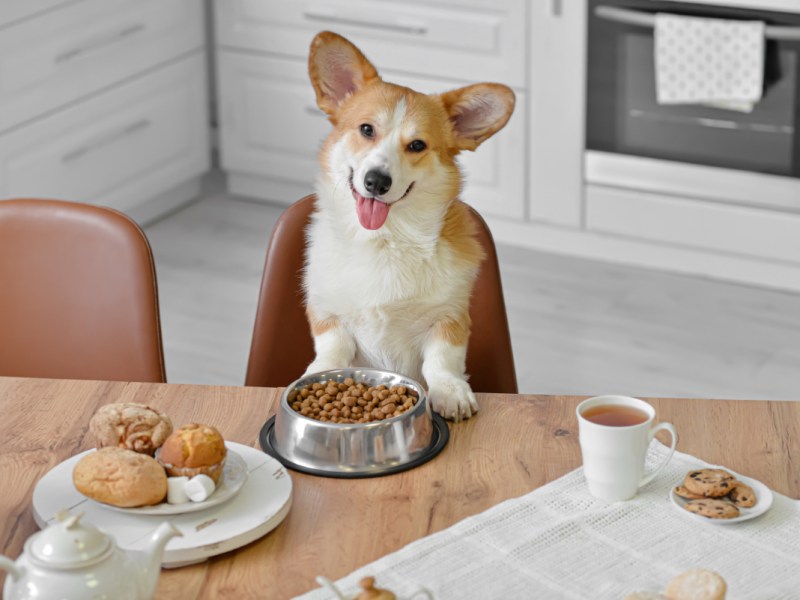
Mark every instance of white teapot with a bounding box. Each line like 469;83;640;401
0;510;181;600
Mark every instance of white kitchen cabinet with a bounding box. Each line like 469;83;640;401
214;0;528;220
0;55;209;218
216;52;327;203
215;0;527;87
586;185;800;264
0;1;72;28
5;0;795;291
0;0;204;133
527;0;586;227
0;0;209;224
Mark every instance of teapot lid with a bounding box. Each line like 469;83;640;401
28;511;112;569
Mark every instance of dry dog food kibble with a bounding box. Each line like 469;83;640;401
286;378;418;423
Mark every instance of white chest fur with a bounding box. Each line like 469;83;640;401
304;196;475;381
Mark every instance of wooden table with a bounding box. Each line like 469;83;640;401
1;377;798;599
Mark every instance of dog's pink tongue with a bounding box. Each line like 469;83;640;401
356;196;390;230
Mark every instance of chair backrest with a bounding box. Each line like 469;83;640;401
0;199;166;382
245;195;518;394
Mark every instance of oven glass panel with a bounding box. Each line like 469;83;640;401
586;0;800;178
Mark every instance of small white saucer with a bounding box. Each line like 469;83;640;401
670;472;773;524
102;449;248;515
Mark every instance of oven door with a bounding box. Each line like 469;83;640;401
586;0;800;211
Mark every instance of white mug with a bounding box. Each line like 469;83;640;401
576;395;677;502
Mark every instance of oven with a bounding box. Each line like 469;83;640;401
586;0;800;212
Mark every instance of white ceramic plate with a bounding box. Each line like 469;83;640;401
33;442;293;567
670;472;774;524
100;449;248;515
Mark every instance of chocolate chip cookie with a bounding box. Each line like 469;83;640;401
625;568;728;600
684;498;740;519
665;568;727;600
729;482;757;508
673;485;705;500
683;468;737;497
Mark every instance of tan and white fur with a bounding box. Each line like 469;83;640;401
303;32;514;421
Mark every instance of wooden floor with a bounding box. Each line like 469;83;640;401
145;173;800;401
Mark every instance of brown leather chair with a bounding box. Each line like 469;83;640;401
0;199;166;382
245;195;518;393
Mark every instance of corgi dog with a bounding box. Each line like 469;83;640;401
302;31;514;421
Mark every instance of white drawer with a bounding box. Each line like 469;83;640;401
217;51;525;220
0;53;210;215
586;185;800;265
0;0;74;28
217;52;330;192
215;0;527;88
0;0;203;133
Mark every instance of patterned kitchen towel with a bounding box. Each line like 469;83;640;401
655;13;765;112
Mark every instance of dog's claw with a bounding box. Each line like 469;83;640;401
428;377;478;422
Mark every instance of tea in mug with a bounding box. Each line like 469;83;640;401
581;404;649;427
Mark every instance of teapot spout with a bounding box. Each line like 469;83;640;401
0;556;22;582
133;522;182;599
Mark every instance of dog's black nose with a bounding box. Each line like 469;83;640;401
364;170;392;196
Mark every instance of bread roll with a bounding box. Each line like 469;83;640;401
89;402;173;456
73;447;167;507
157;423;227;484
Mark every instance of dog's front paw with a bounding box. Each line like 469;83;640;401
427;376;479;422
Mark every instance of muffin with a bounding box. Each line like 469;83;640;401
156;423;227;484
73;447;168;507
89;402;173;456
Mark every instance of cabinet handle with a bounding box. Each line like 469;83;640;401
302;8;427;35
62;119;151;164
594;5;800;41
55;23;146;63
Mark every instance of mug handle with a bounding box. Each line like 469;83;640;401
639;422;677;488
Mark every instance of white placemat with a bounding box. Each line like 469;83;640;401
297;444;800;599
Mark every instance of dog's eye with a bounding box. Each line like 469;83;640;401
408;140;427;153
360;124;375;138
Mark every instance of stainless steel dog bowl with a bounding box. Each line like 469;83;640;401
260;368;448;478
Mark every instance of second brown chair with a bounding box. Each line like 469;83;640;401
0;198;166;383
245;195;517;394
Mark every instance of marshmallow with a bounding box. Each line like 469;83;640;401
185;474;216;502
166;477;189;504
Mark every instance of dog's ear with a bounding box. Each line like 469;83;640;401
309;31;380;116
439;84;515;151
